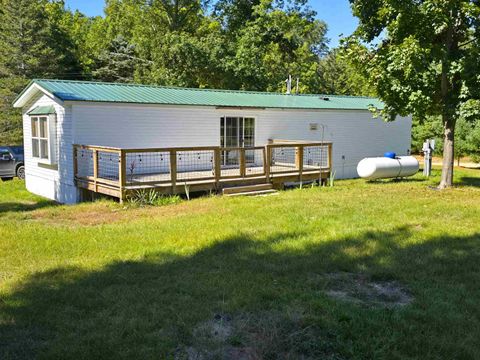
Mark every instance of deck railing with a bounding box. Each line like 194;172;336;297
74;141;332;200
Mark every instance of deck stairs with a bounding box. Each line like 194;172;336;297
222;183;278;197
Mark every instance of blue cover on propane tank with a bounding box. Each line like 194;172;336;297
384;152;396;159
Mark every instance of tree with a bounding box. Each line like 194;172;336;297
58;10;108;77
44;0;83;78
213;0;261;34
454;118;472;165
411;116;443;154
347;0;480;188
155;0;207;31
0;0;57;78
93;35;138;83
469;121;480;162
0;0;79;144
317;48;374;96
0;77;25;145
224;0;328;91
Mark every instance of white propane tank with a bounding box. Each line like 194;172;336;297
357;156;419;180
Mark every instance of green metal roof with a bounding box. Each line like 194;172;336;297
19;79;383;110
27;105;56;115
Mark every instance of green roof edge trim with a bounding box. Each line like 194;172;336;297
27;105;56;115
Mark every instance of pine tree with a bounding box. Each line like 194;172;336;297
0;0;59;78
93;35;138;83
0;0;56;144
0;0;81;144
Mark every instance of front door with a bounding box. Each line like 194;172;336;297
220;117;255;165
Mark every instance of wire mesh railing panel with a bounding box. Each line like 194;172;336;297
176;150;215;181
220;149;240;177
98;151;119;181
245;148;265;176
76;148;93;178
303;145;329;170
125;151;171;184
270;146;298;173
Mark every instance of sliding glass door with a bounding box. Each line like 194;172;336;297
220;117;255;165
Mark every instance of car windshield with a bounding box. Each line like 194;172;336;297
9;146;23;155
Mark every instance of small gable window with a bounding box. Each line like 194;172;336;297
28;105;57;164
31;116;49;159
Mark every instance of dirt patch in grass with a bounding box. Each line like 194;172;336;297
321;272;413;308
27;199;221;227
174;311;342;360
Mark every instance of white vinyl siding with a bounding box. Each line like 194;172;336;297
72;102;411;181
22;93;78;203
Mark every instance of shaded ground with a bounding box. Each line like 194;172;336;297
321;272;413;308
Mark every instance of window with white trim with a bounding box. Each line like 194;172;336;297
31;116;49;160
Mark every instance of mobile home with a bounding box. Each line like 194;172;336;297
13;80;411;203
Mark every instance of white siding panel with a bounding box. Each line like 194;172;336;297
72;103;411;181
73;103;220;148
22;93;78;203
254;109;412;179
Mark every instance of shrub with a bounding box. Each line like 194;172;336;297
127;189;182;207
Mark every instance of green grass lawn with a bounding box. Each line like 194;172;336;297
1;168;480;359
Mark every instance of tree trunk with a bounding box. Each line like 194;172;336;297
439;116;455;188
438;16;458;189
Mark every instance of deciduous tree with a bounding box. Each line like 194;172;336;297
347;0;480;188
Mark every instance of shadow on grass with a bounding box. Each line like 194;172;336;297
1;228;480;359
458;176;480;187
0;199;57;214
366;177;427;185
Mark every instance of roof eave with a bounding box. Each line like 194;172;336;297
13;81;62;108
62;99;378;111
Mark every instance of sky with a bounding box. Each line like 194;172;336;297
64;0;357;48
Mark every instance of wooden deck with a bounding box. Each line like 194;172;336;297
74;141;332;201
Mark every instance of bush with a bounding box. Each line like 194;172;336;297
127;189;182;207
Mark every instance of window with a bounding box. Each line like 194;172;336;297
0;149;11;158
31;116;49;160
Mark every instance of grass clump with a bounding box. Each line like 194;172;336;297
127;188;182;207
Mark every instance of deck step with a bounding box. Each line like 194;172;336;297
226;189;279;197
222;183;274;195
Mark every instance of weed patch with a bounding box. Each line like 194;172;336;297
321;272;413;308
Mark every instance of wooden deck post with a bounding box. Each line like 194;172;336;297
325;143;333;186
214;147;221;188
118;149;126;203
170;149;177;194
118;150;127;203
265;145;271;182
296;145;304;184
73;146;78;185
93;149;98;192
239;148;246;178
327;143;333;170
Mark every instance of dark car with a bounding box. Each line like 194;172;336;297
0;146;25;180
